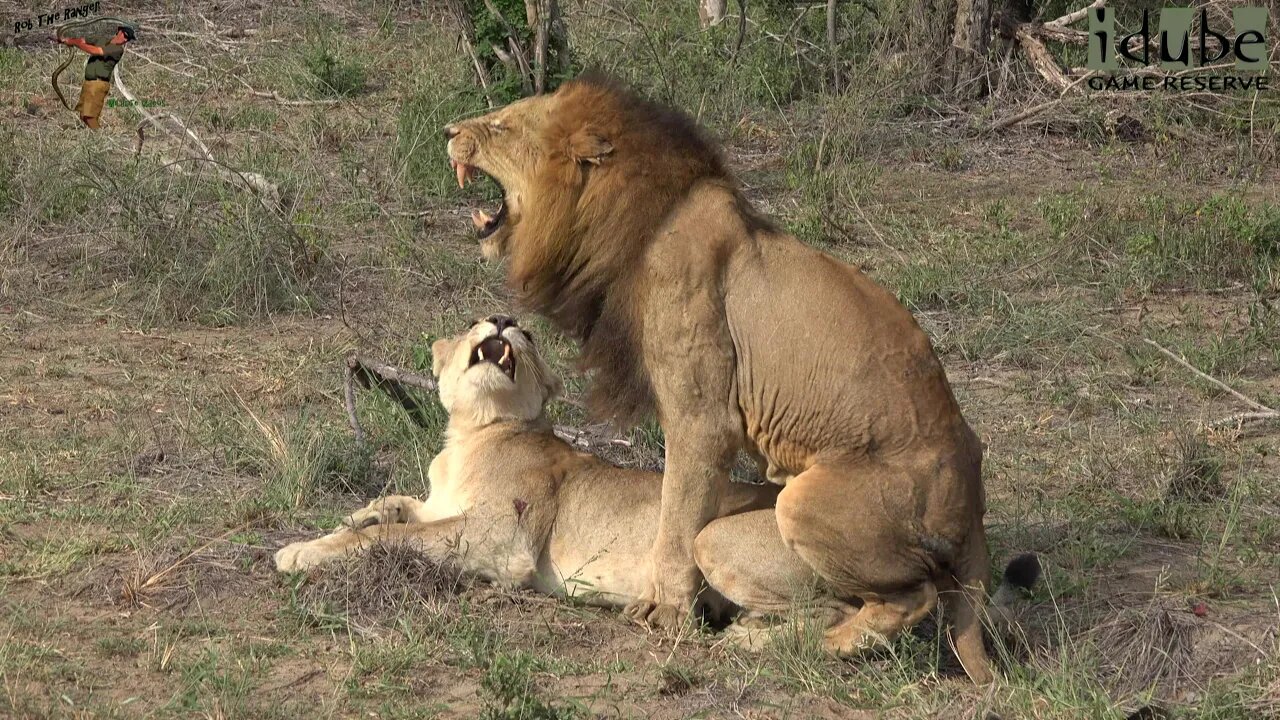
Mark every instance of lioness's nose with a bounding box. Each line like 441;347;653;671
486;315;518;333
443;125;459;140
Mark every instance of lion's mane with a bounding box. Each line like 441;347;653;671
509;74;733;425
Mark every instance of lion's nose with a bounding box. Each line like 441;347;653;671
486;315;518;333
443;125;459;140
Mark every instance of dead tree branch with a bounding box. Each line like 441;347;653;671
445;0;495;106
1045;0;1103;29
1143;338;1280;427
115;67;280;206
483;0;534;93
249;89;340;106
1015;25;1071;91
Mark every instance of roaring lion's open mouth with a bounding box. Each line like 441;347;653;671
469;334;516;381
451;159;507;240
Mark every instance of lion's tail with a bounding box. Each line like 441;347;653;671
939;523;1041;684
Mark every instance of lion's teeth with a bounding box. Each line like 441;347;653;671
499;344;511;366
472;209;491;229
456;163;469;188
476;346;485;362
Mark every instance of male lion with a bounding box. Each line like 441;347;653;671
274;316;779;609
443;77;1034;683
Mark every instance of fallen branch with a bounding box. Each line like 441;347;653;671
987;96;1067;132
1015;25;1070;91
1209;411;1280;429
115;67;280;206
250;89;340;106
1143;338;1280;426
346;355;438;434
1044;0;1102;29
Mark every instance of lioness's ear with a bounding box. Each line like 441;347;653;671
567;128;612;165
431;338;455;378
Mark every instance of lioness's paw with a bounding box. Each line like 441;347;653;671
343;496;421;529
274;541;332;572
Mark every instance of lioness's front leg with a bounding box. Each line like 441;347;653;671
625;268;740;629
275;518;466;572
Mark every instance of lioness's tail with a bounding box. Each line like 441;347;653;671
941;525;1041;684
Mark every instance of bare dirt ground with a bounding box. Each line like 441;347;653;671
2;1;1279;718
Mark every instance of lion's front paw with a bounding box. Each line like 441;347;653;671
623;597;694;631
274;541;333;572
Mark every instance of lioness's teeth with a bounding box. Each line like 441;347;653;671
476;346;485;362
456;163;469;188
499;344;511;366
472;209;492;229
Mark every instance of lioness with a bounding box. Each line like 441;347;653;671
444;76;1025;682
274;316;779;608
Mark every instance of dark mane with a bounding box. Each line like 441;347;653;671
508;74;732;426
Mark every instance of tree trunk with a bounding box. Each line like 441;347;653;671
698;0;728;28
826;0;839;90
525;0;565;94
548;0;569;79
945;0;991;97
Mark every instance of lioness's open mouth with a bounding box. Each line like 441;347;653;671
451;159;507;240
469;335;516;380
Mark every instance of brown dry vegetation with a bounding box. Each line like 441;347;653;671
1;0;1279;718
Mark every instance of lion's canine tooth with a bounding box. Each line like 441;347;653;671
472;209;491;229
476;346;485;362
499;344;511;366
456;163;469;188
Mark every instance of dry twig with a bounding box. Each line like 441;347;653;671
1143;338;1280;427
249;89;340;106
114;67;280;205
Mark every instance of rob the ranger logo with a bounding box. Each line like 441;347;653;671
1086;5;1272;91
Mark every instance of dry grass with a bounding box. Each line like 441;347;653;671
0;0;1277;717
292;540;468;624
1092;598;1200;700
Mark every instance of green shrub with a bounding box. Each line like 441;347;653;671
302;35;368;97
480;652;583;720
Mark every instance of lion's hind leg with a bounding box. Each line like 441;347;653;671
694;508;852;650
773;461;972;660
822;583;937;656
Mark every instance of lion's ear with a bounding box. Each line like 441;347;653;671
567;129;613;165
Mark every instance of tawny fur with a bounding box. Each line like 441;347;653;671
274;320;777;611
445;77;1004;683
